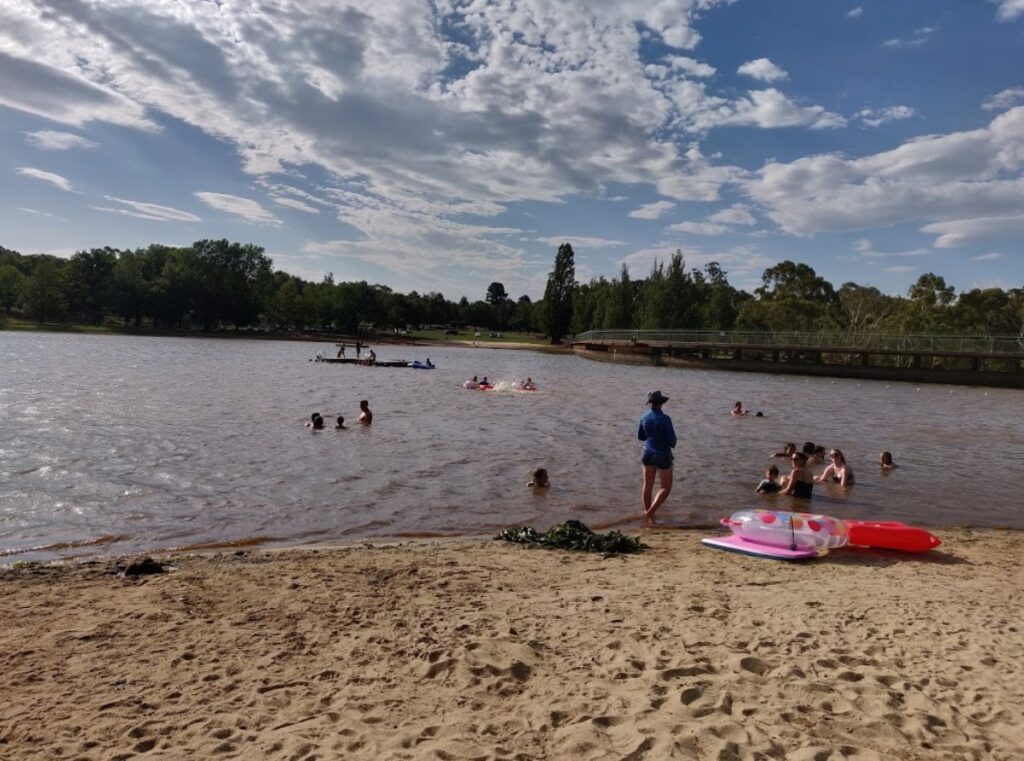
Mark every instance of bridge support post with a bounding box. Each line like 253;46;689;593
771;350;779;362
733;348;742;361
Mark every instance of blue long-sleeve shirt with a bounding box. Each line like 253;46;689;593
638;409;677;457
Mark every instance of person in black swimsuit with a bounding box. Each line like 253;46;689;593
781;452;813;498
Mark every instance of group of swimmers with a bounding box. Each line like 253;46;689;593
306;400;373;431
755;441;897;498
464;376;536;390
731;401;764;417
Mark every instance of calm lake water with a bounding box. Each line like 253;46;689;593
2;331;1023;562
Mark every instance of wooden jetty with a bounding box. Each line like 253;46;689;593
314;357;412;368
571;330;1024;388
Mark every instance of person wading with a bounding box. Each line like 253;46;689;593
638;390;677;519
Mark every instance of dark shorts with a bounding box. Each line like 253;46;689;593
642;450;673;470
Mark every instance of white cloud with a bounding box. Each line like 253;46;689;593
628;200;675;220
0;48;154;130
884;265;918;273
856;105;916;127
708;203;756;226
920;214;1024;248
973;252;1006;261
982;87;1024;111
882;26;936;49
533;236;625;248
273;197;320;214
18;207;66;221
712;89;846;130
745;106;1024;237
23;130;98;151
991;0;1024;22
667;220;729;235
16;167;74;192
665;56;715;78
92;196;201;222
194;192;281;225
847;6;864;19
737;58;788;82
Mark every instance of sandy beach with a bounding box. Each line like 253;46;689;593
2;529;1021;761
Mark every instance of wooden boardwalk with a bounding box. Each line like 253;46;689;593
571;330;1024;388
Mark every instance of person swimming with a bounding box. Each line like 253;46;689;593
522;377;536;390
879;451;896;470
772;443;797;458
756;466;781;494
528;467;549;488
818;448;854;486
731;401;748;417
306;412;324;430
335;415;346;429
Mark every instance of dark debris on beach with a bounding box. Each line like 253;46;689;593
496;520;648;556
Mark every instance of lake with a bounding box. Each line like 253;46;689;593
2;331;1022;562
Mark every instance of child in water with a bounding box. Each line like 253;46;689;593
528;468;550;488
306;412;324;430
879;451;896;470
335;415;346;429
756;466;781;494
731;401;748;416
772;443;797;458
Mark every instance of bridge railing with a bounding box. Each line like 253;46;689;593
572;330;1024;357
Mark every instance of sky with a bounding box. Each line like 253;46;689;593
1;0;1023;302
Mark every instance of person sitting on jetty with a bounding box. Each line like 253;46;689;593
781;452;813;499
731;401;748;417
818;449;854;486
756;466;781;494
362;350;376;366
306;412;324;430
772;443;797;459
879;451;896;470
335;415;347;430
528;467;549;488
358;400;373;425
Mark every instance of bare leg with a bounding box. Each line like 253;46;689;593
642;465;657;515
647;467;674;517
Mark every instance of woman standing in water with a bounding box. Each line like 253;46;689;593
638;390;677;519
781;452;814;499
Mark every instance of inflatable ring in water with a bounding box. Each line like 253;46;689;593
463;380;478;389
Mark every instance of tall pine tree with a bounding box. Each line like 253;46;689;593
542;243;576;343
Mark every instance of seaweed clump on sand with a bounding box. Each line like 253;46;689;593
496;519;647;555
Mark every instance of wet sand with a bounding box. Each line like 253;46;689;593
1;529;1021;760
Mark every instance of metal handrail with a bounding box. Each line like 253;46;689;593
572;330;1024;357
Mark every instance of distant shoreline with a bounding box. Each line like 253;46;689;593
0;320;568;352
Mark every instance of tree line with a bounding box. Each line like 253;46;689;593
1;241;1021;341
